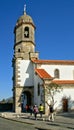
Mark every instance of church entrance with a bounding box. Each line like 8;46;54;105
21;91;31;112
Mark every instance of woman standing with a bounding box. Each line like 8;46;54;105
46;101;55;121
33;105;39;120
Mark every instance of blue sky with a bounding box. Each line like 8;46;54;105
0;0;74;100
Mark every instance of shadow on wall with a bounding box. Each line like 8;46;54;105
23;61;34;86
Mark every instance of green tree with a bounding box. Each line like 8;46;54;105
1;99;6;103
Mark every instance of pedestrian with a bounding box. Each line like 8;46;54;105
29;105;33;116
25;104;29;112
46;101;54;121
48;104;54;121
39;103;44;118
33;105;39;120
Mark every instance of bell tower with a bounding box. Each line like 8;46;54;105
12;6;39;113
14;5;38;60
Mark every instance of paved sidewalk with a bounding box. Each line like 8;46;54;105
0;112;74;130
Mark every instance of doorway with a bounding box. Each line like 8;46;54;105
21;91;31;112
62;98;68;112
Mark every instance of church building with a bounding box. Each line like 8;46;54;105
12;7;74;113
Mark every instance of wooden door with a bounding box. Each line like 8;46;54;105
62;98;68;112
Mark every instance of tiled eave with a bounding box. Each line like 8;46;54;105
35;68;53;79
53;80;74;84
31;59;74;65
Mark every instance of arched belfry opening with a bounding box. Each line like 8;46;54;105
24;26;29;38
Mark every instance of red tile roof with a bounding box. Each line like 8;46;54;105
32;59;74;65
35;68;52;79
35;68;74;84
53;80;74;84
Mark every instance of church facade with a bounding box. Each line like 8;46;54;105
12;9;74;113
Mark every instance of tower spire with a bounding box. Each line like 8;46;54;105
24;4;26;14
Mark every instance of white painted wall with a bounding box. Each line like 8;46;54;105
16;60;74;111
17;60;34;86
33;70;74;111
40;64;74;80
34;73;43;106
51;88;74;110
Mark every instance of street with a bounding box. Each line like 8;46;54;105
0;112;74;130
0;117;36;130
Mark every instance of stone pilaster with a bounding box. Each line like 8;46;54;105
14;87;23;113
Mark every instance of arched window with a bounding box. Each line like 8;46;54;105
24;27;29;38
18;48;21;52
54;69;59;78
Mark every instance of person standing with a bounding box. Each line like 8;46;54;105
29;105;33;116
48;104;54;121
33;105;39;120
39;104;44;118
46;101;54;121
25;104;29;112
